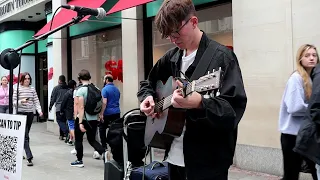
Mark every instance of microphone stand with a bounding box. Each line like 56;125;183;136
0;13;86;115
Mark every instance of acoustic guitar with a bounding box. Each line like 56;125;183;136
144;68;222;149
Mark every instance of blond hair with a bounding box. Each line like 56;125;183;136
295;44;319;99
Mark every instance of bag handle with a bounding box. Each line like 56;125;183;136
150;161;166;170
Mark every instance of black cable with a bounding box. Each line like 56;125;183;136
15;50;22;113
50;6;62;31
178;70;191;83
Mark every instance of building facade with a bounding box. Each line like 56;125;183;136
1;0;320;177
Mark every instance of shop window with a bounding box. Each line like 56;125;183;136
71;28;123;111
81;37;89;58
152;3;233;65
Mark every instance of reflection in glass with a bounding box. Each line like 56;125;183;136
71;28;123;111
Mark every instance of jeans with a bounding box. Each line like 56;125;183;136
74;118;105;161
0;105;9;113
56;112;68;137
317;164;320;179
17;112;34;160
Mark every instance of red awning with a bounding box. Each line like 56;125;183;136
34;0;107;37
107;0;154;15
34;0;155;37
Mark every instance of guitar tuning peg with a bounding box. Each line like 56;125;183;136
212;69;215;73
204;91;210;99
207;71;210;75
210;91;215;98
216;89;220;96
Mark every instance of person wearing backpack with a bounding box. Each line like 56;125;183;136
71;69;105;167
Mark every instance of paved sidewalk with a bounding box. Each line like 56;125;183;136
21;122;283;180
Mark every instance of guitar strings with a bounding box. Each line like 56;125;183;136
154;83;192;111
154;73;217;111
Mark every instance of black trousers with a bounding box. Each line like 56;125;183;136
17;112;34;160
74;118;105;161
56;112;68;137
99;113;120;150
281;133;317;180
168;163;228;180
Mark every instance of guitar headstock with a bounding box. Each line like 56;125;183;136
191;67;222;93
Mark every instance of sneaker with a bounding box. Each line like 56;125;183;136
59;136;64;140
64;135;70;143
93;151;101;160
27;159;33;166
67;141;73;146
71;148;77;155
71;160;84;167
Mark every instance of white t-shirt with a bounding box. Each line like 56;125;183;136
166;49;197;167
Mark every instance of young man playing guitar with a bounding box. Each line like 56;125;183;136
137;0;247;179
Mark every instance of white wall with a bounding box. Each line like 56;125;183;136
48;0;68;120
47;45;55;120
121;6;145;113
232;0;320;177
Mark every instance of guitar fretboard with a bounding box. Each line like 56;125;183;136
154;82;193;113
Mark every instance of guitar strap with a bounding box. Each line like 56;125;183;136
189;41;220;81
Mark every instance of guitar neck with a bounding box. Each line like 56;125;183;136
154;94;173;113
154;83;193;113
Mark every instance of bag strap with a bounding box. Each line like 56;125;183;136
190;41;220;81
82;84;90;128
151;161;166;170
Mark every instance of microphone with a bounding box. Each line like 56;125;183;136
61;5;106;19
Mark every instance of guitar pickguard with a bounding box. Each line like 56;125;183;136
144;76;180;147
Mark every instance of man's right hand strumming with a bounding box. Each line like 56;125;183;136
140;96;155;117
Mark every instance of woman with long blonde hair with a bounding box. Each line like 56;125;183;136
279;44;319;180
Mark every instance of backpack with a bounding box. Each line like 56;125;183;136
83;83;103;115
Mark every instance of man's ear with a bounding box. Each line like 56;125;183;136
191;16;198;27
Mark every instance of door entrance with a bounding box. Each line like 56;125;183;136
37;53;48;121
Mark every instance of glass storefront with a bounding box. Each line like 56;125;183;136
71;28;123;110
152;3;233;64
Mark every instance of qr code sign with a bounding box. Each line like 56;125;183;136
0;134;17;173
